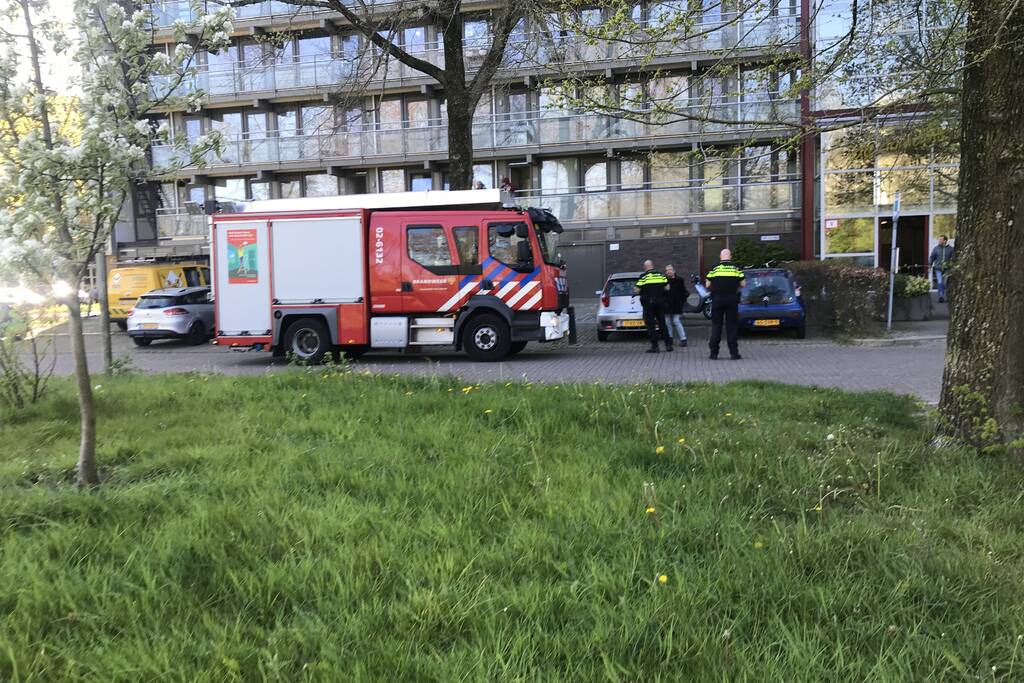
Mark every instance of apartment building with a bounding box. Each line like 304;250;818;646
125;0;810;294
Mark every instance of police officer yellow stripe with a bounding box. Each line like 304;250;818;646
707;265;744;278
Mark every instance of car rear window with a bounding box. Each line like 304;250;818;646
741;275;794;304
136;296;182;309
606;279;637;297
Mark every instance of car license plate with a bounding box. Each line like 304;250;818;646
621;319;645;328
141;323;159;329
754;319;780;327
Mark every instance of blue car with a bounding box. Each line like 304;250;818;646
738;268;806;338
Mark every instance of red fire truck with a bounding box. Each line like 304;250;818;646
208;189;575;363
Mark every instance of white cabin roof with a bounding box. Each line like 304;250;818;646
225;189;513;214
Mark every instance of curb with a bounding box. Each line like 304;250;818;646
850;335;947;347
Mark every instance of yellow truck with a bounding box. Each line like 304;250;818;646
108;261;210;329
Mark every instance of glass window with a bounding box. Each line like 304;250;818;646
280;180;301;199
584;161;607;191
377;99;402;130
650;152;690;187
407;226;452;267
184;117;202;143
246;111;267;137
541;158;578;192
157;183;176;210
403;26;426;52
453;226;479;265
464;19;490;49
488;222;533;271
932;213;956;241
187;186;205;205
248;181;270;201
473;163;494;189
621;160;645;189
278;110;299;137
380;168;405;193
211;111;243;137
298;35;331;58
183;268;203;287
824;216;875;255
406;100;429;126
409;172;432;192
743;146;772;183
824;171;874;213
301;105;333;135
215;177;246;200
304;174;337;197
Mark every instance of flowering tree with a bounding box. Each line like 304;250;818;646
0;0;231;487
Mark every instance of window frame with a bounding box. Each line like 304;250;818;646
487;221;535;273
406;224;459;275
452;226;482;275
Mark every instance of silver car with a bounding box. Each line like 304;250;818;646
126;287;213;347
596;272;646;341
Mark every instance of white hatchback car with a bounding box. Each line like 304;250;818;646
595;272;646;341
126;287;214;347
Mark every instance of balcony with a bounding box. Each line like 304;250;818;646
150;101;799;171
156;208;207;239
147;15;800;102
514;180;800;224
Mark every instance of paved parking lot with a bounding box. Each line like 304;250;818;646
36;303;946;402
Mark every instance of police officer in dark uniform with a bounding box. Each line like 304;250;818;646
634;259;672;353
705;249;746;360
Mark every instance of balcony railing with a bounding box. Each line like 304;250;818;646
514;180;800;222
152;15;799;101
156;208;207;239
150;101;799;169
150;181;798;237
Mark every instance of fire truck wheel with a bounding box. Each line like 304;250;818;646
508;341;527;356
462;313;511;362
284;317;331;365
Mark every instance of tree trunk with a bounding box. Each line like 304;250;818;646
937;0;1024;449
66;301;99;487
446;90;476;190
96;248;112;375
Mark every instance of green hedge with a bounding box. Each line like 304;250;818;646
787;260;888;336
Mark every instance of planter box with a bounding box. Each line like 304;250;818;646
892;294;933;321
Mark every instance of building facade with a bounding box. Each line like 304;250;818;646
125;0;818;294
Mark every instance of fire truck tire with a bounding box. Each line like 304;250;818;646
508;341;527;356
284;317;331;365
462;313;511;362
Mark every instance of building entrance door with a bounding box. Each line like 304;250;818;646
699;235;731;276
561;243;606;300
879;215;929;276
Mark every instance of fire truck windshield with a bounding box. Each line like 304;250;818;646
536;227;561;266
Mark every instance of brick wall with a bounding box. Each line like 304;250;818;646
606;237;702;279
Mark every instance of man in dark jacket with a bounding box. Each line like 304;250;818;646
663;264;688;347
705;249;746;360
929;235;954;302
634;259;672;353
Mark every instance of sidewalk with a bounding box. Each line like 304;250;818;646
852;293;949;346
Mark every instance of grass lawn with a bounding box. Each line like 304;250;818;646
1;370;1023;681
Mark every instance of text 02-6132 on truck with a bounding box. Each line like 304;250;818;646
208;189;575;363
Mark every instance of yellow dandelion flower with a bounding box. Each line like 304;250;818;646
658;574;668;585
754;541;764;549
655;446;666;455
725;412;733;417
677;437;686;445
646;506;656;514
484;409;492;415
405;391;413;396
